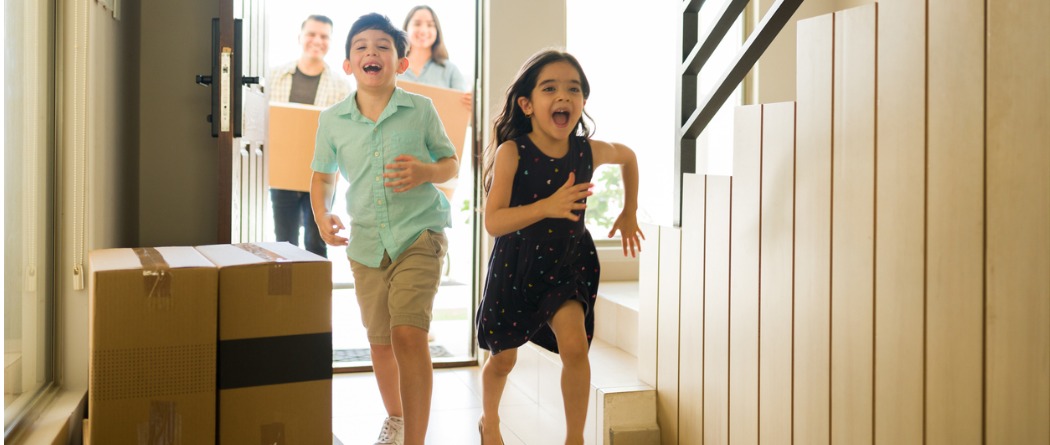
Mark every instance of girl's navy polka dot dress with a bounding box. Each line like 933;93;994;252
477;134;600;355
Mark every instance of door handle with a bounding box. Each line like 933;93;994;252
196;18;250;137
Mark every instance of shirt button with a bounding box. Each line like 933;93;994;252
380;223;386;228
377;199;383;205
375;176;381;182
374;151;380;157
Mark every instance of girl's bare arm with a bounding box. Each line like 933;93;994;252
591;140;644;256
484;141;593;237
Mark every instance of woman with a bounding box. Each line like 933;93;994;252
401;5;473;110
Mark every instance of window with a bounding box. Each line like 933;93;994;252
568;0;745;234
566;0;679;228
4;0;57;434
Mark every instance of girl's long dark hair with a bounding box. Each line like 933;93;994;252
403;5;450;66
483;49;594;193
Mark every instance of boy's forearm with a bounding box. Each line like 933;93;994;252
310;172;336;220
429;156;460;184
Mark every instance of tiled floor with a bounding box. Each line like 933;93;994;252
332;367;567;445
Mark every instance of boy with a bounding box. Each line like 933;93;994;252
310;13;458;445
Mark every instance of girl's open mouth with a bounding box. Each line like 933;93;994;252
552;110;570;126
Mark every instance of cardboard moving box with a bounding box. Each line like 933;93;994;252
268;102;324;192
88;247;218;445
397;80;471;164
195;242;332;445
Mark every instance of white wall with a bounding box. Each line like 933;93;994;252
483;0;566;148
58;0;141;392
752;0;875;104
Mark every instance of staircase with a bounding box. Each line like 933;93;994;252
650;0;1049;444
503;281;660;445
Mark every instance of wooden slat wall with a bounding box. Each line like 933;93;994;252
659;227;683;445
830;5;876;445
656;1;1049;443
680;174;706;445
873;0;926;444
985;0;1050;443
759;101;795;445
730;105;763;445
704;175;732;445
638;222;661;388
793;12;833;445
927;0;986;443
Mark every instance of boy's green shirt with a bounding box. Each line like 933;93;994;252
312;87;456;267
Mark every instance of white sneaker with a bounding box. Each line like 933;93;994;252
374;416;404;445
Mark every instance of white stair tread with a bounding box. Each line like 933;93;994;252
597;281;639;312
528;338;646;389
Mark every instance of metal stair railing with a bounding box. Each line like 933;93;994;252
675;0;805;225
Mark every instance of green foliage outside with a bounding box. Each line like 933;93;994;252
585;165;623;233
465;165;623;234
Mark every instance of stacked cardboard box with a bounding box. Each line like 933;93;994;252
87;247;218;444
87;243;332;444
196;242;332;444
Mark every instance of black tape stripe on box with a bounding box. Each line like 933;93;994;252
218;333;332;389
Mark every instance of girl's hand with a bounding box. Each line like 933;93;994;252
316;213;348;246
384;154;433;192
609;210;644;257
542;172;593;221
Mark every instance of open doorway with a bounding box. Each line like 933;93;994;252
259;1;480;370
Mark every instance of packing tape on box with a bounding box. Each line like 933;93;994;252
137;400;181;445
218;332;332;389
261;422;286;445
133;247;173;305
234;243;293;296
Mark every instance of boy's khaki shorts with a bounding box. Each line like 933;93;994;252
349;230;447;345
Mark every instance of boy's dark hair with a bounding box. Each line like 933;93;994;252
402;5;449;66
484;49;594;192
302;15;333;30
346;13;408;60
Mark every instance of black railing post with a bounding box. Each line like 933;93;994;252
675;0;804;225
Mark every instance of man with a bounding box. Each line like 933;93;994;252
267;15;350;257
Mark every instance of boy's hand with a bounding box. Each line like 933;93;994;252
384;154;433;192
541;172;593;221
609;210;644;257
316;213;348;246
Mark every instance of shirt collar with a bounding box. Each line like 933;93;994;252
277;60;333;78
336;87;416;124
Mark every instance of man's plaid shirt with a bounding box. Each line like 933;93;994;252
266;61;350;107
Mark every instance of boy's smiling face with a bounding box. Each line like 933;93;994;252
343;29;408;91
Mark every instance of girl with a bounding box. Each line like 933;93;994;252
476;50;643;445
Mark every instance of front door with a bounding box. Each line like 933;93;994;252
212;0;265;243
